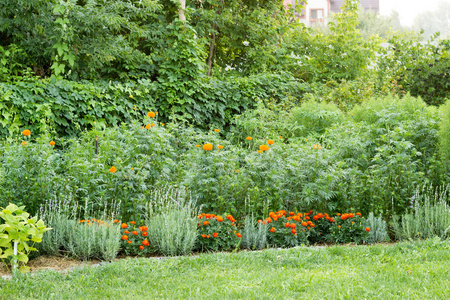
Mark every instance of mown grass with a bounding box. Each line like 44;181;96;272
1;239;449;299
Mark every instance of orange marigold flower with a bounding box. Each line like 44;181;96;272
260;145;269;151
50;141;55;146
267;139;274;145
22;129;31;136
313;216;319;221
139;246;144;250
124;230;129;234
236;233;241;238
130;221;136;225
203;221;209;226
121;223;128;229
337;213;341;216
257;150;261;153
216;216;223;222
203;143;213;151
246;136;252;140
341;215;347;220
290;223;297;229
151;123;155;127
310;223;315;228
148;111;155;118
348;213;354;218
109;166;117;173
196;144;200;148
356;212;361;216
289;212;295;216
142;232;148;237
214;129;220;132
270;227;276;233
284;223;290;228
132;231;138;235
305;216;310;220
279;136;282;139
302;222;308;227
291;229;297;234
365;227;371;232
236;170;239;173
317;213;323;218
142;240;150;246
202;234;206;238
155;111;158;114
21;141;27;146
213;232;218;238
113;219;119;223
338;225;341;228
218;145;224;149
145;124;151;129
127;240;132;244
273;216;278;221
122;235;129;241
206;235;210;238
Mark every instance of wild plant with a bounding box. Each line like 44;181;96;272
364;213;389;243
392;184;450;240
242;215;268;250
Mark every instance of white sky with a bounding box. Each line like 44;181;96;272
380;0;448;26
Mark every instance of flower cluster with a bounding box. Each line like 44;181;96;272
119;221;151;255
326;212;370;244
260;210;371;246
262;210;311;247
195;213;241;251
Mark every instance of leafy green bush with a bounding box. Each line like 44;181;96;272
289;99;344;138
0;203;50;273
438;100;450;162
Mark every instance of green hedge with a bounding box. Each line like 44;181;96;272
0;73;308;138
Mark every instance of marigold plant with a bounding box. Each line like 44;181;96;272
196;213;240;251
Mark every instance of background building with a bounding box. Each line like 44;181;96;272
284;0;380;26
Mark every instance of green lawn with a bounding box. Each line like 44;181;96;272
1;239;450;299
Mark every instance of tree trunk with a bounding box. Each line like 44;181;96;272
207;24;218;77
179;0;186;22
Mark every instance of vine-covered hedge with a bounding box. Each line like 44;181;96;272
0;73;307;138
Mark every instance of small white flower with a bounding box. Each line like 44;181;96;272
243;40;249;46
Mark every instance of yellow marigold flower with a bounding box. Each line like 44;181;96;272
148;111;155;118
214;129;220;132
109;166;117;173
246;136;252;140
279;136;282;139
155;111;158;114
257;150;261;153
218;145;224;149
267;139;274;145
22;129;31;136
260;145;269;151
145;124;151;129
129;95;133;98
203;143;213;151
161;123;165;126
195;144;200;148
151;123;155;127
